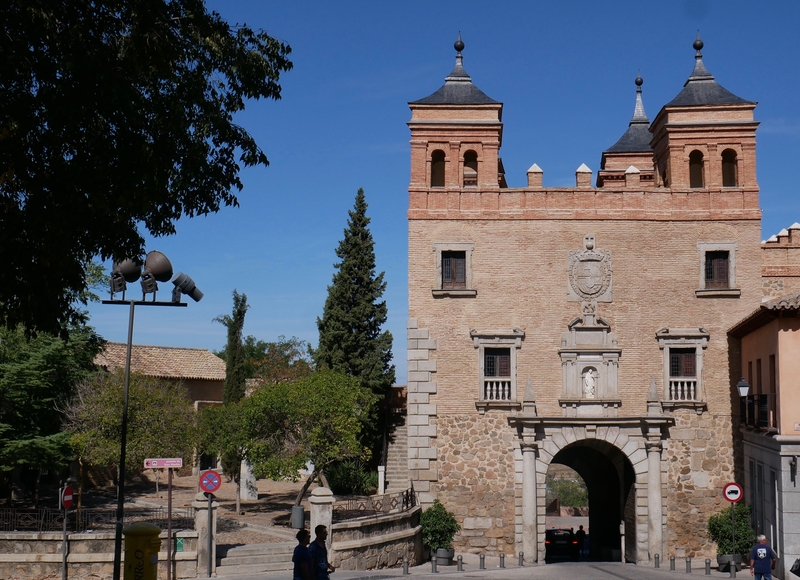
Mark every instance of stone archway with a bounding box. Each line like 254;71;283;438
509;416;672;565
548;440;636;561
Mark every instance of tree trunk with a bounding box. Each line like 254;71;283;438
34;468;41;508
78;459;84;510
294;470;318;506
319;469;330;489
235;477;241;515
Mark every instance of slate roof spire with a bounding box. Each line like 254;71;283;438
410;35;499;105
604;74;652;153
664;33;753;107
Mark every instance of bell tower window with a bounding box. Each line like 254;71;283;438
463;150;478;187
431;150;445;187
722;149;738;187
689;150;704;188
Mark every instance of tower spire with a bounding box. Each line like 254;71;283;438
686;31;714;83
631;73;648;124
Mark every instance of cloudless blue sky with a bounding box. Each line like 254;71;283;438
85;0;800;385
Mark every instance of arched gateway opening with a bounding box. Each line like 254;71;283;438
548;441;636;562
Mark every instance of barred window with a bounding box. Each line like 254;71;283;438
705;251;729;289
442;251;466;289
670;348;696;378
485;348;510;377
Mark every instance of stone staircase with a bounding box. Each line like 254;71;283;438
216;541;294;576
384;418;409;493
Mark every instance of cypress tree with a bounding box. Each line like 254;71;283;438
215;290;249;405
315;189;395;458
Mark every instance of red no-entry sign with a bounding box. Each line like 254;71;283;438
199;470;221;493
61;485;74;510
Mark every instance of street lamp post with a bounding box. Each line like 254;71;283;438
103;251;202;580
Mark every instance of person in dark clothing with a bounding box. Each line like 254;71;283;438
309;524;335;580
750;534;777;580
293;529;313;580
575;525;587;557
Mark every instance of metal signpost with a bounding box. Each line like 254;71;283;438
145;458;183;580
60;485;74;580
723;482;744;578
199;470;221;578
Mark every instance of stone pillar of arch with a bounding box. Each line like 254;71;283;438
645;436;664;562
520;441;538;562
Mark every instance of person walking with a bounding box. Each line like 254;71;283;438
575;525;587;558
293;529;313;580
750;534;778;580
309;524;336;580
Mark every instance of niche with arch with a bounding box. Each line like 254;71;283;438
431;150;445;187
689;150;704;188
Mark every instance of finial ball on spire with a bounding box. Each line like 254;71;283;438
454;33;464;53
693;32;703;52
635;74;643;87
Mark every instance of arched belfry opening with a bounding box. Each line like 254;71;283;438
548;440;637;562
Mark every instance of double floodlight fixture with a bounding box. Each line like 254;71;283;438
109;251;203;303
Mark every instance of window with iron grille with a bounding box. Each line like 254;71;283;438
704;251;729;289
442;251;466;289
670;348;696;378
485;348;510;378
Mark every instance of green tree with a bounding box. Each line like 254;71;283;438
0;0;292;334
0;324;103;504
707;503;755;557
64;371;197;492
243;370;377;504
198;401;249;514
545;475;588;508
215;290;249;405
215;334;314;384
314;189;395;460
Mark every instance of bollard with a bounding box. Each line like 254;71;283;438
655;554;660;568
432;557;438;574
730;562;736;579
403;556;409;575
457;555;463;572
705;558;711;575
500;553;505;568
686;558;692;573
670;555;676;571
519;551;524;567
479;554;485;570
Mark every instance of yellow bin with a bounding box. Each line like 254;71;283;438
123;522;162;580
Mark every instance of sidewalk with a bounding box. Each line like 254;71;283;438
213;552;743;580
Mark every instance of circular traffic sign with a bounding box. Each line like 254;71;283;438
61;485;74;510
199;470;221;493
723;482;743;503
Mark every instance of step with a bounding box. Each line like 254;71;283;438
218;553;294;567
221;542;294;557
214;561;293;575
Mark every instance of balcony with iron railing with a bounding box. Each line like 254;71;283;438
740;393;777;431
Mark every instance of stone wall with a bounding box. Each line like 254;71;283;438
0;531;198;579
331;505;422;570
435;413;517;555
663;410;735;560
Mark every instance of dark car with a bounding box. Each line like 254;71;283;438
545;528;579;561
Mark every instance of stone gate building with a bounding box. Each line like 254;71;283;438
398;35;767;565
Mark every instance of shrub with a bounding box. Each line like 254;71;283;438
326;460;378;496
707;503;755;557
420;499;461;551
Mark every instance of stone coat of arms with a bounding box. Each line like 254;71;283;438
567;234;612;302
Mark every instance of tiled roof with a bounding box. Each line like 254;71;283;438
411;42;498;106
95;342;226;381
728;291;800;338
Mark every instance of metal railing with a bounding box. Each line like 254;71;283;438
332;486;416;522
740;393;777;431
0;506;194;533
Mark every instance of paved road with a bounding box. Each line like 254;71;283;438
213;553;744;580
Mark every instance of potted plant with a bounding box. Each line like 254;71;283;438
707;503;755;572
420;499;461;565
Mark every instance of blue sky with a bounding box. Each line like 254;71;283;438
85;0;800;385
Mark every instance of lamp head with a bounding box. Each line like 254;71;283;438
736;377;751;398
110;259;142;293
141;251;173;295
172;272;203;302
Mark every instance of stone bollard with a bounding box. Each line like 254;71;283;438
706;559;711;575
730;563;736;579
457;556;463;571
655;554;660;568
310;488;334;552
499;553;505;568
403;556;409;575
686;558;692;573
192;492;218;577
519;552;524;567
479;554;485;569
670;555;676;571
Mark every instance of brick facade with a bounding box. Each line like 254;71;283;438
401;38;772;565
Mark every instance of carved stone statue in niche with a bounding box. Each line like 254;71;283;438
583;368;596;398
568;234;613;303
